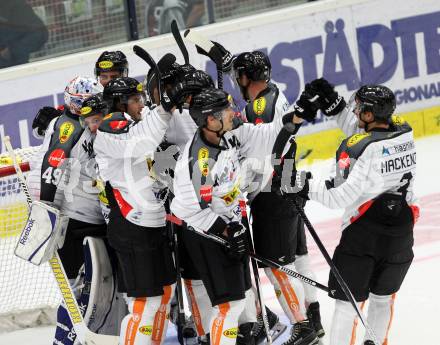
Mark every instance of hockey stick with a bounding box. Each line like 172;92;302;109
271;127;380;345
239;201;272;344
3;136;118;345
165;214;329;293
171;20;189;65
165;198;187;345
183;29;224;89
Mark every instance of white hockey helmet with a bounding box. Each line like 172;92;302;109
64;76;103;115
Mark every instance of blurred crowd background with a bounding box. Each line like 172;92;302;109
0;0;316;69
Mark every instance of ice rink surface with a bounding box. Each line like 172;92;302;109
2;134;439;345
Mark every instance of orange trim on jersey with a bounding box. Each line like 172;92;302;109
382;293;396;345
124;297;146;345
349;301;365;345
211;303;230;345
409;205;420;223
350;200;374;223
152;285;173;344
271;268;303;321
185;279;205;336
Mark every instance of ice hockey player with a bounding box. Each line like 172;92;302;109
170;87;308;345
281;79;418;345
26;76;109;345
232;50;323;345
145;55;217;345
31;50;128;140
94;69;191;345
95;50;129;87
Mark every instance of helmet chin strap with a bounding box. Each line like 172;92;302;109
204;119;224;138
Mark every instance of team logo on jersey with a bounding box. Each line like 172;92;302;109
391;115;406;126
200;185;213;203
253;96;266;115
48;149;66;167
221;183;240;205
138;325;153;335
223;327;238;338
109;120;128;130
98;60;114;69
347;133;370;147
59;121;75;144
338;151;350;169
198;147;209;176
255;118;264;125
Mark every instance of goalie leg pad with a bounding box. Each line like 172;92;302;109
15;200;68;265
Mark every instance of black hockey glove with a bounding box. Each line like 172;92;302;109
289;88;321;122
307;78;346;116
196;41;234;73
279;170;312;201
224;222;249;261
32;106;63;137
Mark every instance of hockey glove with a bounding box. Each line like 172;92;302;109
308;78;346;116
224;222;249;261
289;88;321;122
196;41;234;73
32;106;63;138
280;170;312;201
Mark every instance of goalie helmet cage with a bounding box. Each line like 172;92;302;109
0;146;60;333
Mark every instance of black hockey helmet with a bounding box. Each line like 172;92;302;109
189;88;231;127
233;51;271;82
103;77;145;111
95;51;128;77
80;93;109;118
355;85;396;122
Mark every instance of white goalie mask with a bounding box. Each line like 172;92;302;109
64;76;103;115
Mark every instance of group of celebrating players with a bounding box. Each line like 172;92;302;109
27;32;418;345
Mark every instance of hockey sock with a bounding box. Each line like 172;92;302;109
265;264;306;323
238;288;257;325
294;254;318;306
329;299;362;345
210;299;246;345
363;293;395;345
120;284;174;345
184;279;213;336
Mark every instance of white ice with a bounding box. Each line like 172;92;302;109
2;134;439;345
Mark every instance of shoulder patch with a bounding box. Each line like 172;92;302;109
347;133;371;147
198;147;209;176
253;96;266;116
391;115;406;126
99;112;131;134
59;121;75;144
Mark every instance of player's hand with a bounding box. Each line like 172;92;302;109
196;41;234;73
307;78;346;116
279;170;312;200
290;88;321;122
223;222;249;261
32;106;63;137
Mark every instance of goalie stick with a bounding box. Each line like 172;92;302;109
3;136;118;345
271;126;380;345
183;29;224;89
171;20;190;65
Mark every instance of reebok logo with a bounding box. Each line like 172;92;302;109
19;219;35;245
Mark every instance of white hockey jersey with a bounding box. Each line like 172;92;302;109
94;106;172;228
308;106;418;230
171;117;284;234
241;83;291;201
27;113;104;224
